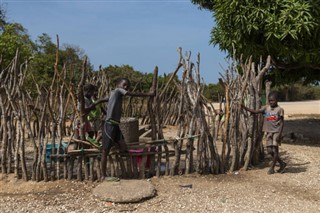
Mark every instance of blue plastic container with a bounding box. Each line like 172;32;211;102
46;143;68;162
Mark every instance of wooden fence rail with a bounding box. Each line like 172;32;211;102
1;47;271;181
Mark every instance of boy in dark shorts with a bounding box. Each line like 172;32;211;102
242;91;287;175
101;78;155;180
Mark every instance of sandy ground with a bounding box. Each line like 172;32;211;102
279;100;320;116
211;100;320;116
0;101;320;213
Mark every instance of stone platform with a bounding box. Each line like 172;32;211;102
92;179;156;203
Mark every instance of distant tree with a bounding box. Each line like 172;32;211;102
61;43;90;70
28;33;56;86
0;23;34;69
191;0;320;84
101;65;144;87
276;83;320;101
94;65;173;93
203;83;224;102
27;33;91;90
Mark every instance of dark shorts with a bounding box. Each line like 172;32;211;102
102;121;123;151
266;132;281;147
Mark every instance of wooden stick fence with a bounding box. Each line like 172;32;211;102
0;45;272;181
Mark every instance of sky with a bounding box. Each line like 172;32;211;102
2;0;228;83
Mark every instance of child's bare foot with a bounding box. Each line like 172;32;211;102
267;168;275;175
277;162;287;174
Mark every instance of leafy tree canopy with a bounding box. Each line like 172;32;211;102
27;33;91;91
0;5;91;91
203;83;224;101
192;0;320;84
0;4;34;69
0;23;34;69
96;65;155;91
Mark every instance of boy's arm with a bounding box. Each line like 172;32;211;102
277;108;285;142
126;91;155;97
277;116;284;142
84;104;96;115
241;104;265;114
93;97;109;105
84;106;94;115
85;97;109;114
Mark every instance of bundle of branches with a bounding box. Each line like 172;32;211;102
219;52;271;172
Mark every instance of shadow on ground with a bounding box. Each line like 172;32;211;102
251;151;309;174
283;118;320;147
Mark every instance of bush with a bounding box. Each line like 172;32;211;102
276;84;320;101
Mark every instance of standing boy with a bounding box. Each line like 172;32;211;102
86;85;107;143
242;91;287;174
101;78;155;180
74;83;96;140
73;83;108;146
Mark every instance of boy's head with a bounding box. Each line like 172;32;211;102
268;91;279;107
83;83;96;98
115;78;131;91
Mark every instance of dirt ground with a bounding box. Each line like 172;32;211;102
0;102;320;213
